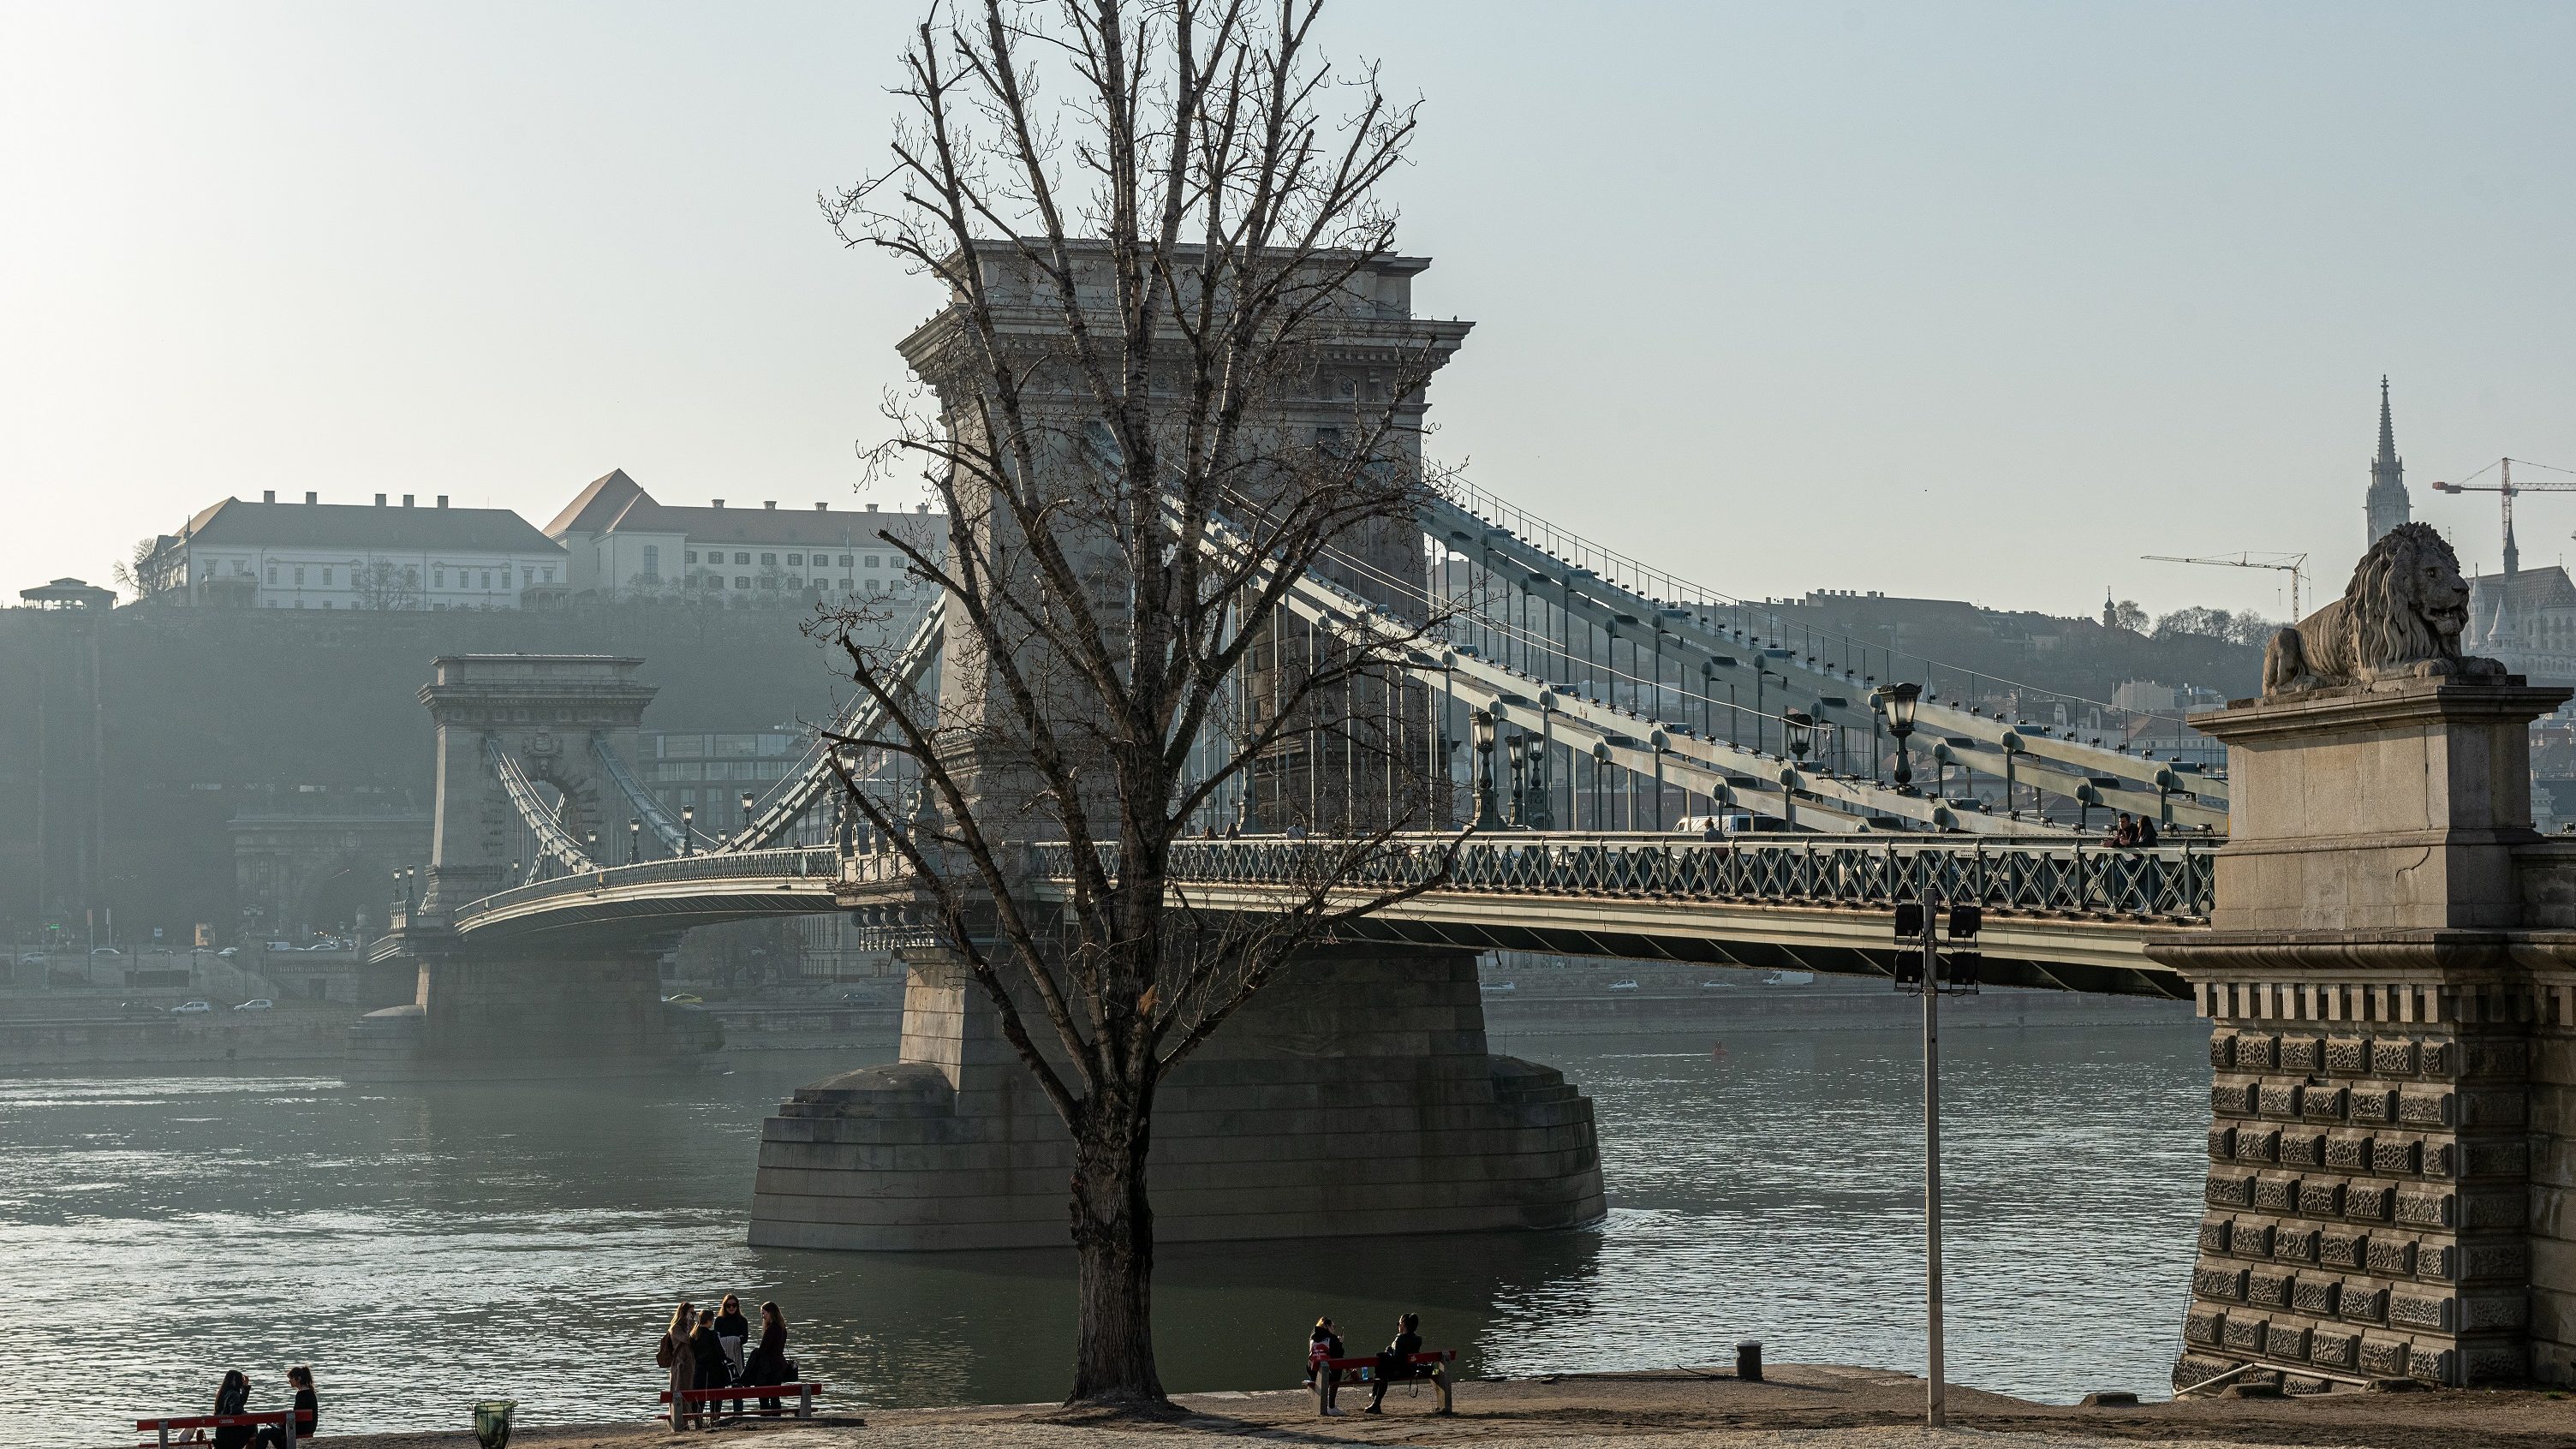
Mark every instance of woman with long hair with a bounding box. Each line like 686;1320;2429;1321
742;1301;792;1415
209;1371;253;1449
713;1294;750;1382
658;1302;696;1429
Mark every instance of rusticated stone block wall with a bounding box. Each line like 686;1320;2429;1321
2175;986;2537;1391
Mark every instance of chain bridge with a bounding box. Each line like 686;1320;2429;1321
343;261;2576;1389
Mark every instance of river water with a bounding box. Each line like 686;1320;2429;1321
4;1013;2208;1445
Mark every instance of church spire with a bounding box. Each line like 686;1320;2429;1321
2365;375;2411;544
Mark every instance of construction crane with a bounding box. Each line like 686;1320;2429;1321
2142;552;2311;621
2430;457;2576;578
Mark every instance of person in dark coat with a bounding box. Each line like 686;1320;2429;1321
211;1371;254;1449
250;1367;316;1447
689;1308;728;1401
1364;1314;1422;1415
713;1296;751;1384
742;1300;793;1413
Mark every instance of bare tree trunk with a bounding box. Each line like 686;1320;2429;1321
1069;1099;1161;1403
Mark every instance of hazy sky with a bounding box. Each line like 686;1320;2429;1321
7;2;2574;622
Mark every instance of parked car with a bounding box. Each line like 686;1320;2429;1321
231;999;275;1011
90;947;122;957
118;1001;164;1018
663;993;704;1005
145;945;176;956
1607;980;1641;992
216;947;239;958
15;951;45;966
170;1000;213;1015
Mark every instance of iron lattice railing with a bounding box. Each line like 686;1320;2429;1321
1032;833;2212;922
451;847;842;927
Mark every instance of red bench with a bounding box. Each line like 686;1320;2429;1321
658;1381;825;1422
1311;1350;1455;1415
137;1410;307;1449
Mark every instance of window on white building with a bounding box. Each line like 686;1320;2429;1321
434;568;445;588
321;567;333;586
838;554;852;567
735;575;749;589
267;565;277;584
685;551;698;564
480;570;492;589
642;546;659;579
787;575;802;589
542;566;553;582
760;552;776;566
293;566;305;586
865;555;880;568
734;552;749;565
786;553;802;566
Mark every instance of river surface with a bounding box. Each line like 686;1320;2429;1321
3;1014;2208;1445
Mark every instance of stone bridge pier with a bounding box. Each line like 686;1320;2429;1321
747;942;1604;1249
2151;678;2576;1390
349;654;719;1077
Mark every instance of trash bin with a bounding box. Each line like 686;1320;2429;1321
474;1399;517;1449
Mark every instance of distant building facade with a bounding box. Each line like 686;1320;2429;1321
545;469;945;603
133;491;568;611
2365;376;2412;546
2467;564;2576;687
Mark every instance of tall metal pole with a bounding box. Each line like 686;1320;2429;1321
1923;903;1947;1430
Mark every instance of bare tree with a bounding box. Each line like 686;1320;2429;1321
353;560;425;611
817;0;1468;1407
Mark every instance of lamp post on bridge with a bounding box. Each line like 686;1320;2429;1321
1874;683;1921;795
681;804;695;856
1471;709;1502;831
741;790;755;843
629;818;641;865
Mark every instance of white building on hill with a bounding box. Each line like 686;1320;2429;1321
544;469;945;604
133;490;569;610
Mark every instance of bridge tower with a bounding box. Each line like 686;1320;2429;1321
416;653;657;913
351;654;708;1078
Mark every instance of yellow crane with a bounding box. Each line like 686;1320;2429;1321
2141;552;2311;622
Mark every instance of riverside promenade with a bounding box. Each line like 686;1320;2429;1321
301;1365;2567;1449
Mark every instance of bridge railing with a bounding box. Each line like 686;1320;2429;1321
1033;833;2212;922
452;847;843;927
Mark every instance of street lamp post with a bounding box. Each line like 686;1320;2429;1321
1892;897;1981;1429
681;804;695;856
629;818;641;865
1875;682;1922;794
741;790;755;841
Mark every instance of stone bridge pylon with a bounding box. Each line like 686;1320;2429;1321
351;654;711;1078
416;653;656;913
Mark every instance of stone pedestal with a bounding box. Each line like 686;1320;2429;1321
345;924;719;1080
2149;678;2576;1389
747;944;1605;1249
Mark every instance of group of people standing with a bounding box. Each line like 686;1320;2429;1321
657;1295;794;1428
2105;811;2162;847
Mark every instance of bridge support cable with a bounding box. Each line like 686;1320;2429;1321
592;735;691;857
1265;532;2067;835
719;598;947;853
1418;488;2227;828
485;737;598;874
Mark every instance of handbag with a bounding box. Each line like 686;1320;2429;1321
656;1333;677;1370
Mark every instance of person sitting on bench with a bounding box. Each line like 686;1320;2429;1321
250;1367;317;1447
1304;1317;1345;1415
1364;1313;1424;1415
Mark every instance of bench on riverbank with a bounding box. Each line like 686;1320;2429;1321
1312;1351;1455;1415
138;1410;304;1449
659;1382;826;1422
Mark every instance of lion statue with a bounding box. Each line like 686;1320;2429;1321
2262;522;2507;696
